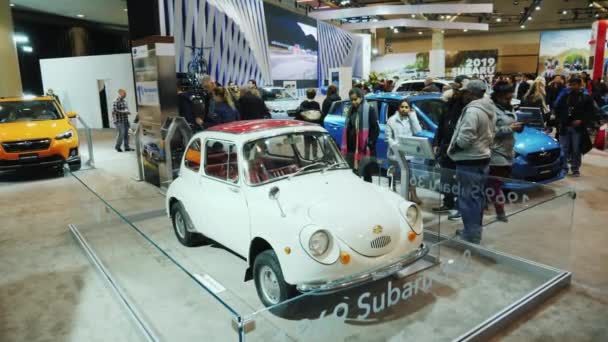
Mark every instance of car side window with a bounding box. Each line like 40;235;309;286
396;84;410;92
204;139;239;183
328;100;350;116
410;82;425;91
413;99;447;126
184;139;201;172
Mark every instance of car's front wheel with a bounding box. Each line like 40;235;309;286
171;201;206;247
253;250;296;307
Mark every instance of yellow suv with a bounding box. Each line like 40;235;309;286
0;96;81;173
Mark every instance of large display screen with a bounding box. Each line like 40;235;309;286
264;4;318;81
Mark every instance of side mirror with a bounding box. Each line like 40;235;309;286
67;111;77;119
269;186;280;200
268;186;285;217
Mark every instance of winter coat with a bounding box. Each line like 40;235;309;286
386;111;422;160
322;93;342;116
295;99;322;124
447;96;496;163
490;104;517;166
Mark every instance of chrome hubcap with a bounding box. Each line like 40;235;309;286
259;266;281;305
175;211;186;239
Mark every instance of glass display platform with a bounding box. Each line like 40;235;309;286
66;165;574;341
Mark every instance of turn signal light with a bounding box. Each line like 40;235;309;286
408;231;417;242
340;252;351;265
284;247;291;255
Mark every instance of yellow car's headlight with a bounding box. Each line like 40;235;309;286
309;230;330;256
55;129;74;140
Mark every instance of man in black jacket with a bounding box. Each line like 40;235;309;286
514;73;530;101
433;76;468;213
321;84;341;117
554;76;594;177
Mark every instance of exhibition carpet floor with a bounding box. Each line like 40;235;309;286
0;130;606;341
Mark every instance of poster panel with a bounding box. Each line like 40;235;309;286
445;49;498;81
538;29;591;78
370;52;430;79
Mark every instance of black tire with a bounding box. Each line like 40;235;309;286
69;160;82;172
170;201;206;247
253;250;297;308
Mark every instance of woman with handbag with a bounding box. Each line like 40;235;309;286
295;88;322;124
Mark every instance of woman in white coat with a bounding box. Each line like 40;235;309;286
386;100;423;204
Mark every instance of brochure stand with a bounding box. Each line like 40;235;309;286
390;136;435;199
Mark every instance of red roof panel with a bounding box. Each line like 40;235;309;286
207;120;315;134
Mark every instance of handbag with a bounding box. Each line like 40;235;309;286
300;110;322;121
581;127;593;155
595;123;607;151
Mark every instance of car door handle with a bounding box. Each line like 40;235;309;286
228;187;240;193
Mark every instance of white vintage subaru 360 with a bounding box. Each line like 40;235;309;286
166;119;427;307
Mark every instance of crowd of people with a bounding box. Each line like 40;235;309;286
336;71;601;244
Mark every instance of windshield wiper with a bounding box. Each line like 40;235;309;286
288;161;328;180
323;161;350;172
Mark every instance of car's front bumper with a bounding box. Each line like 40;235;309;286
296;243;429;292
0;154;80;171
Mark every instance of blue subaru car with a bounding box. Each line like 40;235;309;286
323;92;565;188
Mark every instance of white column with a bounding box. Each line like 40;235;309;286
0;0;22;96
429;29;445;78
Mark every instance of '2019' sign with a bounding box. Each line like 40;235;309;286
452;57;496;78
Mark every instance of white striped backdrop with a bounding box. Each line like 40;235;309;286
160;0;356;87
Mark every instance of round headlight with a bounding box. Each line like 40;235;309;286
309;230;330;256
405;205;419;225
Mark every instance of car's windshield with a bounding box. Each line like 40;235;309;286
0;100;63;124
262;88;296;101
244;132;347;185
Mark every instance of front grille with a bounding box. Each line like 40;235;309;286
525;170;560;182
371;236;391;249
2;139;51;153
526;149;560;165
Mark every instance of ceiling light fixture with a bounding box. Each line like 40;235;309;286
528;16;532;20
10;3;15;7
535;6;541;11
463;29;468;32
124;8;128;12
411;14;416;18
393;28;399;33
22;46;33;53
562;10;568;15
596;13;600;17
372;48;378;55
418;31;423;35
440;15;445;19
446;15;452;19
496;17;502;22
76;14;85;18
13;34;29;43
520;24;526;29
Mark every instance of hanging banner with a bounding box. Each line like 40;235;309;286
445;49;498;81
538;29;591;79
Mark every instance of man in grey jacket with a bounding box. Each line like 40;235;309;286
447;80;496;244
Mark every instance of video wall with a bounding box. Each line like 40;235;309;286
264;4;318;82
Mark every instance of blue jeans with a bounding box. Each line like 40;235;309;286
559;127;581;173
115;121;130;149
456;163;490;242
